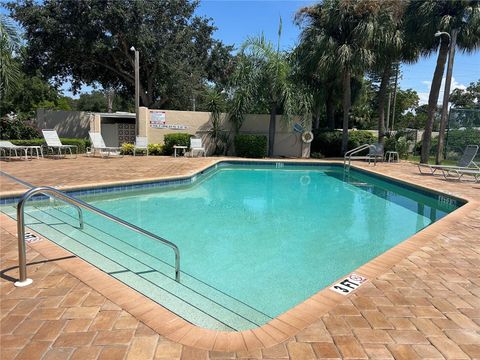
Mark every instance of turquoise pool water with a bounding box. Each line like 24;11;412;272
2;163;462;330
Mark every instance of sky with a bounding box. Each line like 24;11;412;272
196;0;480;105
3;0;480;104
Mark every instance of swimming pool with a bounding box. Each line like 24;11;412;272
1;162;463;331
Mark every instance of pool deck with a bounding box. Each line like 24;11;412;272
1;156;479;359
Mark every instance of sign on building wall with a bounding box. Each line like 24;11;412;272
150;111;166;127
149;111;187;130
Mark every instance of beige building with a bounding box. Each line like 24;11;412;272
36;108;311;157
89;107;311;158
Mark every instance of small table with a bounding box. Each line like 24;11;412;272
385;151;399;163
173;145;187;157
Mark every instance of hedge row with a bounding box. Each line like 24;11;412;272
120;143;164;155
234;134;267;158
162;133;192;155
11;138;90;153
311;130;376;157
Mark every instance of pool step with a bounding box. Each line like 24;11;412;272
1;204;271;331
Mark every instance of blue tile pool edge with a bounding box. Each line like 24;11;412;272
0;160;468;208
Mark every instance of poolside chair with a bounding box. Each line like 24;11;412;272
88;132;123;158
0;141;43;160
418;145;479;175
344;143;384;167
133;136;149;156
442;167;480;183
368;143;384;164
189;138;206;157
42;129;77;158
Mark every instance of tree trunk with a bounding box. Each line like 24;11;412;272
268;103;277;157
420;40;449;164
377;64;392;145
313;106;321;131
341;70;351;155
326;90;335;130
436;29;457;165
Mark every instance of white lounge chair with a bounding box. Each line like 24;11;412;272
189;138;206;157
442;167;480;183
133;136;149;156
88;132;123;158
42;129;77;158
0;141;43;160
418;145;479;175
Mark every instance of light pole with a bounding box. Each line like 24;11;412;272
435;30;458;165
130;46;140;136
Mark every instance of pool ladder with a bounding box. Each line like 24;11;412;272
14;186;181;287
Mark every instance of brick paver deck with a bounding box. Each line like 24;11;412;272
1;157;479;359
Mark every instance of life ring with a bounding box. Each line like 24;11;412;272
302;131;314;143
300;175;311;186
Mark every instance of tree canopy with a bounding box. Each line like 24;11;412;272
0;13;21;96
8;0;234;109
450;80;480;109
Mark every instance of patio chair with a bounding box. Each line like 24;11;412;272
418;145;479;175
442;167;480;183
0;141;43;160
189;138;206;157
42;129;77;158
368;143;384;164
88;132;123;158
133;136;149;156
344;143;383;167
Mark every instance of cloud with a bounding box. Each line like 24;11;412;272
417;77;467;105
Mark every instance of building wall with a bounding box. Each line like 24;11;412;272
141;108;309;157
41;107;310;157
36;109;91;138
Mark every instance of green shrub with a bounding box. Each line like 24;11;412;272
234;134;267;158
163;133;192;155
384;136;397;152
0;117;40;140
311;131;342;157
147;143;163;155
310;152;324;159
120;143;134;155
11;138;90;153
348;130;376;149
311;130;376;157
446;128;480;151
396;138;410;158
415;137;438;156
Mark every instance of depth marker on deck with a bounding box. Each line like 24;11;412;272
330;273;368;295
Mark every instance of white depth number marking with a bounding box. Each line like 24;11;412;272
330;273;367;295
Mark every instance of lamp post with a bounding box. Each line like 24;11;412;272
435;30;458;165
130;46;140;136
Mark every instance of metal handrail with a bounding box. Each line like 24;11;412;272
344;144;372;167
14;186;180;287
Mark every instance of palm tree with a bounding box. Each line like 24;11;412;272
293;41;343;131
0;14;21;97
370;0;417;145
204;87;228;155
405;0;480;164
229;21;311;157
296;0;377;154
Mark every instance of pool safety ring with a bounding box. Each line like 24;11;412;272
300;175;311;186
302;131;314;143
